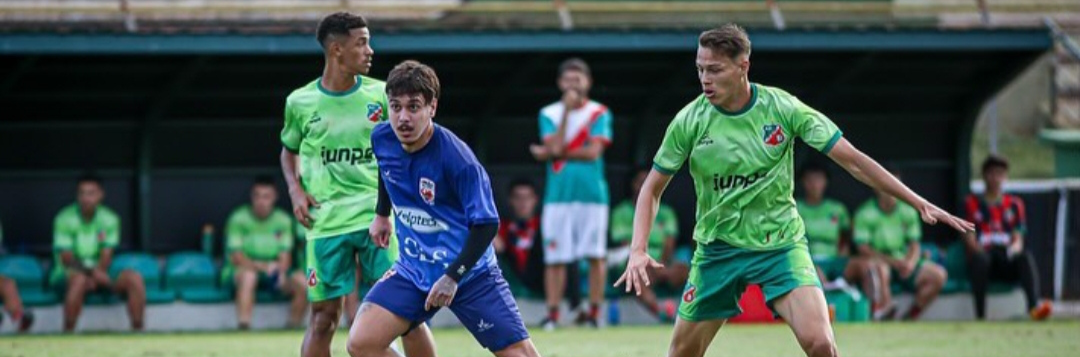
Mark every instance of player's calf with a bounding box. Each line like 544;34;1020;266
63;272;91;332
116;269;147;330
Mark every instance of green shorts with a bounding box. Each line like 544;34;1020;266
305;229;393;302
813;257;849;281
890;258;925;291
678;238;821;321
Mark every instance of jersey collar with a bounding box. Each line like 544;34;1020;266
316;75;363;97
713;83;758;116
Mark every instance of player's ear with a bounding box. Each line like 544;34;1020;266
429;97;438;118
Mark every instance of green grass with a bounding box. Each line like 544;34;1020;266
2;321;1078;357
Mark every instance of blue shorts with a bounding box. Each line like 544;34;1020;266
364;266;529;352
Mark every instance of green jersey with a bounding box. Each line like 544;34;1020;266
281;76;389;240
796;198;851;259
53;204;120;268
225;205;295;262
853;199;921;260
610;200;679;259
653;84;842;250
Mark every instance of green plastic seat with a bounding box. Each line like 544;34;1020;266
166;252;229;303
0;254;58;306
108;253;174;304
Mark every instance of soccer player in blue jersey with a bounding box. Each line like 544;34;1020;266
347;60;540;357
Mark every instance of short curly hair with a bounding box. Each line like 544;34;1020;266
316;12;368;49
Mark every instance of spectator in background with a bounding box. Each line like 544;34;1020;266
529;58;614;329
609;168;686;321
494;179;582;307
796;163;875;305
223;176;307;329
51;173;146;332
0;220;35;332
854;169;946;321
964;156;1052;321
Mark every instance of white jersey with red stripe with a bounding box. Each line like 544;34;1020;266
538;99;613;204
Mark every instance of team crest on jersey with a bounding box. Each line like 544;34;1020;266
762;124;786;146
367;103;384;123
97;230;106;242
419;177;436;205
307;269;318;287
683;285;697;303
1004;209;1014;222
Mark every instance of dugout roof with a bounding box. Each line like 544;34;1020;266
0;28;1051;252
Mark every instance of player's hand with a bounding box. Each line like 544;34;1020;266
425;275;458;311
369;215;393;249
529;144;552;161
91;268;112;288
897;260;915;279
917;201;974;233
561;88;583;110
289;187;320;229
614;250;664;296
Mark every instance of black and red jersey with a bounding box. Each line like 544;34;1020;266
964;194;1027;247
497;216;540;273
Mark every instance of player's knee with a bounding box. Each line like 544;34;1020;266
345;335;382;357
800;335;837;357
309;305;339;336
123;270;146;290
236;269;257;289
67;274;88;292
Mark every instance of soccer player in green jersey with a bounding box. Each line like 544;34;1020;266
796;163;876;305
52;174;146;332
280;12;431;357
615;24;973;357
0;221;35;333
610;168;688;320
854;170;947;321
223;176;308;329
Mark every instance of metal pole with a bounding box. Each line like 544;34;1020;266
1053;185;1067;301
989;99;998;155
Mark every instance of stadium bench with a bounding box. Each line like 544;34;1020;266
0;254;59;306
107;252;175;304
165;252;230;303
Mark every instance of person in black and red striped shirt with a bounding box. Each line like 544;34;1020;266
964;156;1051;320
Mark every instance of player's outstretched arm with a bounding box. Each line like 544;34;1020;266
614;168;670;296
826;138;974;233
280;148;319;228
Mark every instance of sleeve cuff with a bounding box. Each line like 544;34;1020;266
652;162;678;175
820;131;843;154
282;142;300;154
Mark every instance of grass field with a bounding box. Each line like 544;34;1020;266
2;321;1077;357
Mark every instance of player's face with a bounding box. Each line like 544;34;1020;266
388;94;437;145
508;185;537;220
802;171;827;199
77;181;104;213
557;70;591;96
983;166;1007;192
696;46;749;106
250;184;278;219
334;27;373;75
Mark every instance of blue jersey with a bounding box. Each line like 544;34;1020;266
372;123;500;290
